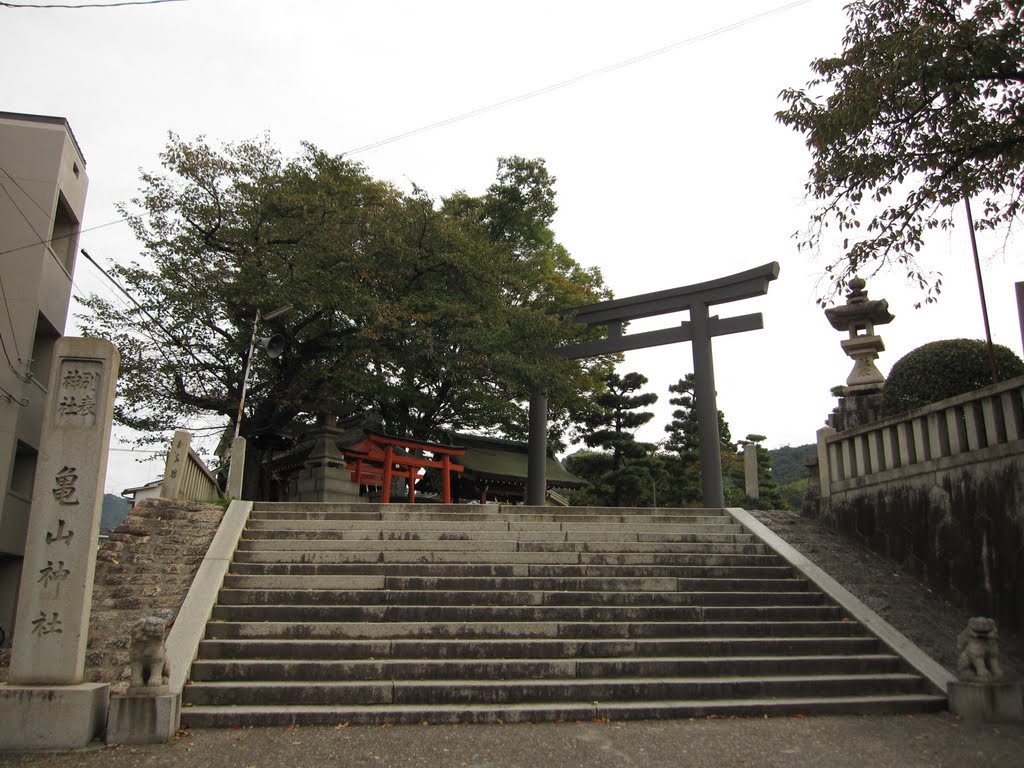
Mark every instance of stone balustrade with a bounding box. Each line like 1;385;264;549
817;375;1024;495
159;430;222;503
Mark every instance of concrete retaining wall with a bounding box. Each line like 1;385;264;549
818;379;1024;631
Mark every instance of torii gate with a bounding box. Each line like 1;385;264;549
526;262;780;507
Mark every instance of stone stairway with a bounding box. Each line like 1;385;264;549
180;503;946;727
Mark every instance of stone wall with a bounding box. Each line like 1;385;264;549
0;497;225;688
822;451;1024;632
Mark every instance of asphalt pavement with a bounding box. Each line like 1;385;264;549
2;713;1023;768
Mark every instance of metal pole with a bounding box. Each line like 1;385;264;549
963;195;998;385
526;387;548;506
690;303;725;507
233;310;262;439
1016;281;1024;357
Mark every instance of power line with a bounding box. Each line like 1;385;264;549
0;217;127;257
344;0;817;156
0;0;185;8
0;166;51;219
79;247;217;371
0;179;49;368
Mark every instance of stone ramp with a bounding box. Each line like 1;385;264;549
180;503;947;726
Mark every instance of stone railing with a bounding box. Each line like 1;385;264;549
817;375;1024;495
160;430;223;502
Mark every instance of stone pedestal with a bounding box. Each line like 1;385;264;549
105;691;181;745
293;428;363;503
948;680;1024;722
828;392;885;432
0;682;109;750
294;438;362;502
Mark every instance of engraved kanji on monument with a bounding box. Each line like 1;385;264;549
9;338;119;685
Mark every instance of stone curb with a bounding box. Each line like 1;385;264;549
165;500;253;693
725;506;955;696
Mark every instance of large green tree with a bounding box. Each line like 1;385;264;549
777;0;1024;302
81;136;608;459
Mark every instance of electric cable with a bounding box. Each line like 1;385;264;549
344;0;817;156
0;0;185;8
0;218;127;258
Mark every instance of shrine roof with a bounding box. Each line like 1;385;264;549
451;433;586;489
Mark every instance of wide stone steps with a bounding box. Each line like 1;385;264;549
189;654;903;682
208;604;844;623
185;673;927;707
231;548;784;566
179;695;946;727
214;588;823;606
228;561;799;580
196;635;886;660
201;619;879;641
181;503;946;726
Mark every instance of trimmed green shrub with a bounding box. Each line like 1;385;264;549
880;339;1024;417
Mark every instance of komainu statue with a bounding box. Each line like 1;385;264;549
956;617;1004;682
128;616;171;694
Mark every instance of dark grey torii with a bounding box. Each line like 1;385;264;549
526;261;780;508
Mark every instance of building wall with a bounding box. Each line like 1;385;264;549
0;112;87;647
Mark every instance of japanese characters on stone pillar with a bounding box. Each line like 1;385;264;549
160;429;191;499
9;338;119;685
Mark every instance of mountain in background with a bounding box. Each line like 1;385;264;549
767;444;817;511
101;493;132;532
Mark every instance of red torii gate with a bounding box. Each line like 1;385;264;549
342;431;466;504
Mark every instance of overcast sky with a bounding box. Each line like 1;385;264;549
4;0;1022;494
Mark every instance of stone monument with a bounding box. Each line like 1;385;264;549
292;413;362;502
824;277;895;431
0;338;119;750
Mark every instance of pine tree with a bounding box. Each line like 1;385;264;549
577;371;658;506
663;375;735;506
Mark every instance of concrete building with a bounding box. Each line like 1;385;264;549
0;112;88;647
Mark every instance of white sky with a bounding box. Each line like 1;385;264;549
4;0;1022;494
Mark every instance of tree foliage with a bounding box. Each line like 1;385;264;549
880;337;1024;415
777;0;1024;301
80;135;609;450
662;376;738;506
568;371;659;506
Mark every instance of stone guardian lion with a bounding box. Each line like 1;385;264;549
955;616;1003;682
129;616;171;693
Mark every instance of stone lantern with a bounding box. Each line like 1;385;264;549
824;277;894;431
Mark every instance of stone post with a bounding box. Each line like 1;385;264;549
690;303;725;508
159;430;191;499
0;338;119;750
526;387;548;507
227;437;246;500
743;443;759;504
1016;281;1023;356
